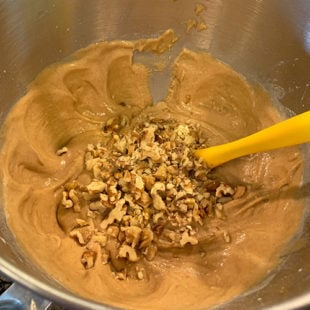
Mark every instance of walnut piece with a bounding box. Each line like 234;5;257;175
118;245;139;262
180;230;198;247
56;146;68;156
81;250;97;269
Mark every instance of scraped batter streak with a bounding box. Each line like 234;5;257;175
0;31;304;309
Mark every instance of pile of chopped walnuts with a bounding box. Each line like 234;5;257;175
58;115;242;280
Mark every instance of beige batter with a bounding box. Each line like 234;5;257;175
0;31;305;309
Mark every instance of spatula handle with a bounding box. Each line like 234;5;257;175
195;111;310;168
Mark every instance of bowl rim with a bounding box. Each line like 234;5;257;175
1;256;310;310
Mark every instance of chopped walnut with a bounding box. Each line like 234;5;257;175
140;227;154;248
223;231;231;243
140;191;152;207
81;250;97;269
122;226;142;248
215;203;225;219
59;116;238;280
152;194;167;211
150;182;165;196
114;136;127;154
69;189;81;212
92;233;107;247
115;272;126;280
216;183;235;198
101;252;109;265
70;226;93;245
61;191;73;209
56;146;68;156
87;181;106;193
101;199;126;229
141;126;156;145
76;218;89;227
134;175;145;191
180;230;198;247
141;147;161;162
143;175;156;191
144;243;157;261
137;268;144;280
153;211;164;224
118;244;139;262
154;165;167;180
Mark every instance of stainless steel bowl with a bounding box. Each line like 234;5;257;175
0;1;310;309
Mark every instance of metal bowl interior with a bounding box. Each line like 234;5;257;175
0;1;310;309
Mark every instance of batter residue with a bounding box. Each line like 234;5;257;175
0;31;304;309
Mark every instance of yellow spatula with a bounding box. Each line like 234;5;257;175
195;111;310;168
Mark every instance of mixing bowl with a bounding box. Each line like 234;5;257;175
0;0;309;309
